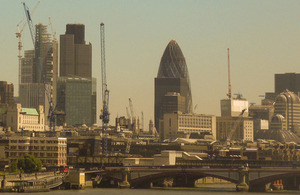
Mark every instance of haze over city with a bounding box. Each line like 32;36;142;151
2;0;300;125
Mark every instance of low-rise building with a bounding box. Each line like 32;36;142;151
6;136;67;166
6;103;45;132
162;112;216;141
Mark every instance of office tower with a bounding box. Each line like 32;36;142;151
265;73;300;102
60;24;92;78
155;40;193;132
0;81;14;104
59;24;96;126
56;77;93;126
19;24;58;128
275;73;300;94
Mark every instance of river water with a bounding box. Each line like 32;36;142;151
2;184;300;195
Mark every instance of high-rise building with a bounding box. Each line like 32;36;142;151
275;73;300;95
264;73;300;102
155;40;192;132
56;77;94;126
0;81;14;104
59;24;96;126
60;24;92;78
19;24;58;129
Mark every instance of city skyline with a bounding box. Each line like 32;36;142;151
2;1;300;126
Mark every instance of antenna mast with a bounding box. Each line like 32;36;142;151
227;48;232;99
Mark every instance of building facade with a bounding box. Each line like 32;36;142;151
56;77;94;126
6;103;44;132
162;112;216;141
6;136;67;166
0;81;14;104
60;24;92;78
216;116;254;142
220;98;249;117
155;40;193;132
270;90;300;136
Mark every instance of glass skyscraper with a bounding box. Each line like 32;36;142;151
155;40;193;132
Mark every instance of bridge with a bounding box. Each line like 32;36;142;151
87;166;300;192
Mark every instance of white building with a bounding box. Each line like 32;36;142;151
162;112;216;141
6;136;67;166
221;98;249;117
6;103;45;132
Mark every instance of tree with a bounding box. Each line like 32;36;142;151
9;161;18;172
17;154;42;173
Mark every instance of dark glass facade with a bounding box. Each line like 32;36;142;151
154;40;193;132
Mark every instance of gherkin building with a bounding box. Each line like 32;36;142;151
155;40;193;132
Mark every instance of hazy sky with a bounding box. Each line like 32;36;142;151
1;0;300;127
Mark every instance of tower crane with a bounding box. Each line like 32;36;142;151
100;23;110;156
48;17;56;41
23;2;36;47
16;1;39;94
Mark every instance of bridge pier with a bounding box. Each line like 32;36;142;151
236;166;249;192
118;168;130;188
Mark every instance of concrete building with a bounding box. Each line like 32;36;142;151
6;103;44;132
56;77;94;126
162;112;216;141
60;24;92;78
155;40;193;132
6;136;67;166
0;81;14;104
216;116;254;142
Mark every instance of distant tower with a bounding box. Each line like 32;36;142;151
154;40;193;132
60;24;92;78
58;24;96;125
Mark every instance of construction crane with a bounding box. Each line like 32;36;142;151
226;109;246;143
48;17;56;41
227;48;232;99
16;1;39;94
99;23;110;156
23;2;36;47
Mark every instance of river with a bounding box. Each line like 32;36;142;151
2;184;300;195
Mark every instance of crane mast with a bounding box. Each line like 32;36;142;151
100;23;110;156
227;48;232;99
